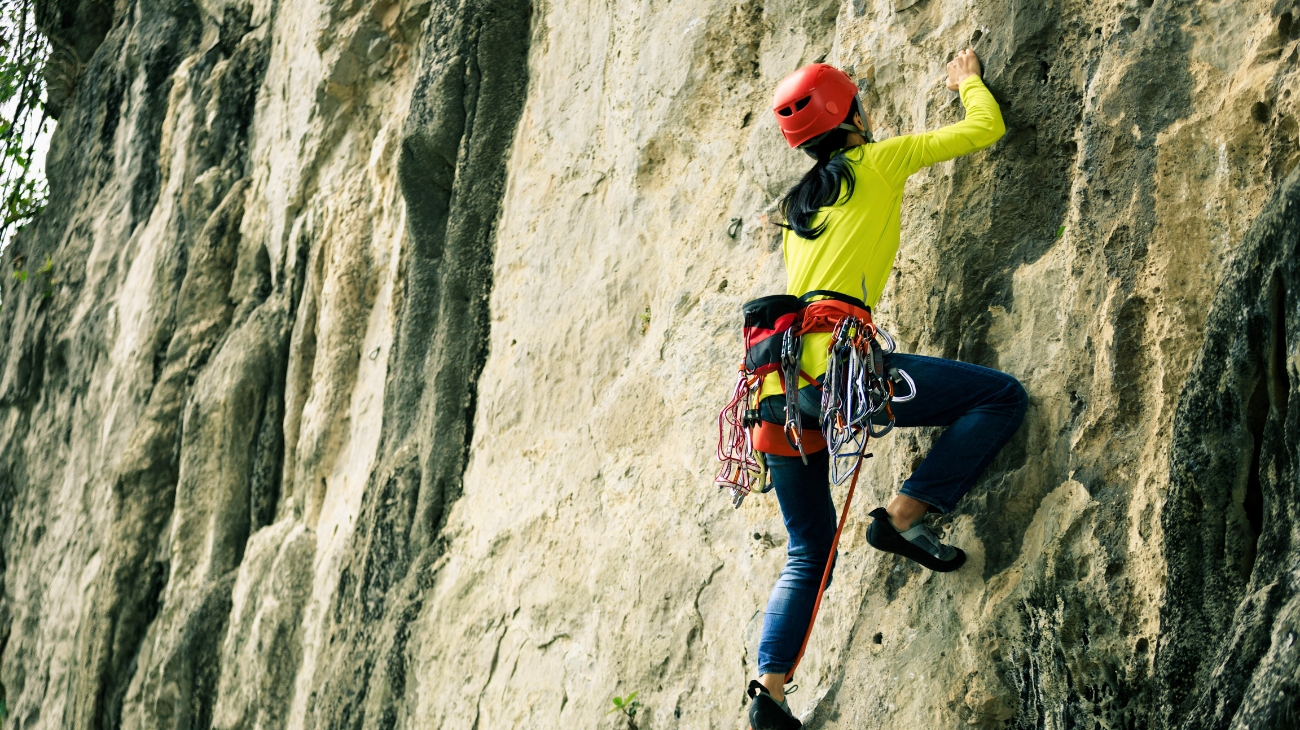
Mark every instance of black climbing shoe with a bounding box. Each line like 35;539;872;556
866;507;966;572
747;680;801;730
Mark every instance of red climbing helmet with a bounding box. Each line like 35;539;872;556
772;63;862;148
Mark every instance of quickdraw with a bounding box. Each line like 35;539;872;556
780;328;806;463
819;315;915;484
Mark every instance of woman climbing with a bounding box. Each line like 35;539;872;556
744;50;1028;730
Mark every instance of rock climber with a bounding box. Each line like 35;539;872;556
745;49;1028;730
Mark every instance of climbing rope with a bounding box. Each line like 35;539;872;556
785;438;871;685
715;367;762;507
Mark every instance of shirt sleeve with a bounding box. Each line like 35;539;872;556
869;75;1005;187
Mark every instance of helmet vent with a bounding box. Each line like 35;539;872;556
778;106;793;117
794;96;811;111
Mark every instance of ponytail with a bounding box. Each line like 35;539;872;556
777;106;863;239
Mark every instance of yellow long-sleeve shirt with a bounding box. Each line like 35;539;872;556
759;74;1005;401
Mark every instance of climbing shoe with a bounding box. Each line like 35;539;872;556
866;507;966;572
747;680;801;730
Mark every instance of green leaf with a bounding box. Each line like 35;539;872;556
0;4;53;247
625;691;637;703
13;269;26;282
612;696;624;708
1056;225;1065;238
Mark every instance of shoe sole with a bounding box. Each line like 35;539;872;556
866;507;966;572
748;690;802;730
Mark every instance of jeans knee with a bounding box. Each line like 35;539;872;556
795;548;837;587
1003;376;1028;420
785;548;837;587
788;546;830;568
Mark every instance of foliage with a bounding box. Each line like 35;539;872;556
607;691;641;720
0;0;53;250
2;252;54;310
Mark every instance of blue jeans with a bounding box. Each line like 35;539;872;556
755;353;1027;676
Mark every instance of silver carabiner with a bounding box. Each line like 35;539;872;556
889;367;918;403
876;325;897;354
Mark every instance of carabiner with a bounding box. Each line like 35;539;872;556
889;367;917;403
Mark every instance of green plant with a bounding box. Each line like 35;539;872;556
607;691;641;722
3;252;54;310
0;0;52;315
638;307;651;335
0;0;54;251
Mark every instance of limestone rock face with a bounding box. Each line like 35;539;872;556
1;0;1297;728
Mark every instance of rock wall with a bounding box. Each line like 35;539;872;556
0;0;1297;728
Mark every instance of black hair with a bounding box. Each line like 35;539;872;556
777;107;862;239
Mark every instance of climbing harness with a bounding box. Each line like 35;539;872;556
713;291;915;508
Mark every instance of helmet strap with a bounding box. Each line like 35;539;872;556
841;96;874;142
837;122;872;141
798;96;873;157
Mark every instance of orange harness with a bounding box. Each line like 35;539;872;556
752;298;874;457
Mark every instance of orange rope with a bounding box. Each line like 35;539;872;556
783;435;871;684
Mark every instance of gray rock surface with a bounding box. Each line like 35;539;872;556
0;0;1297;728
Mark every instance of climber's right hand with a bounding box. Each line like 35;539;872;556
945;49;982;91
